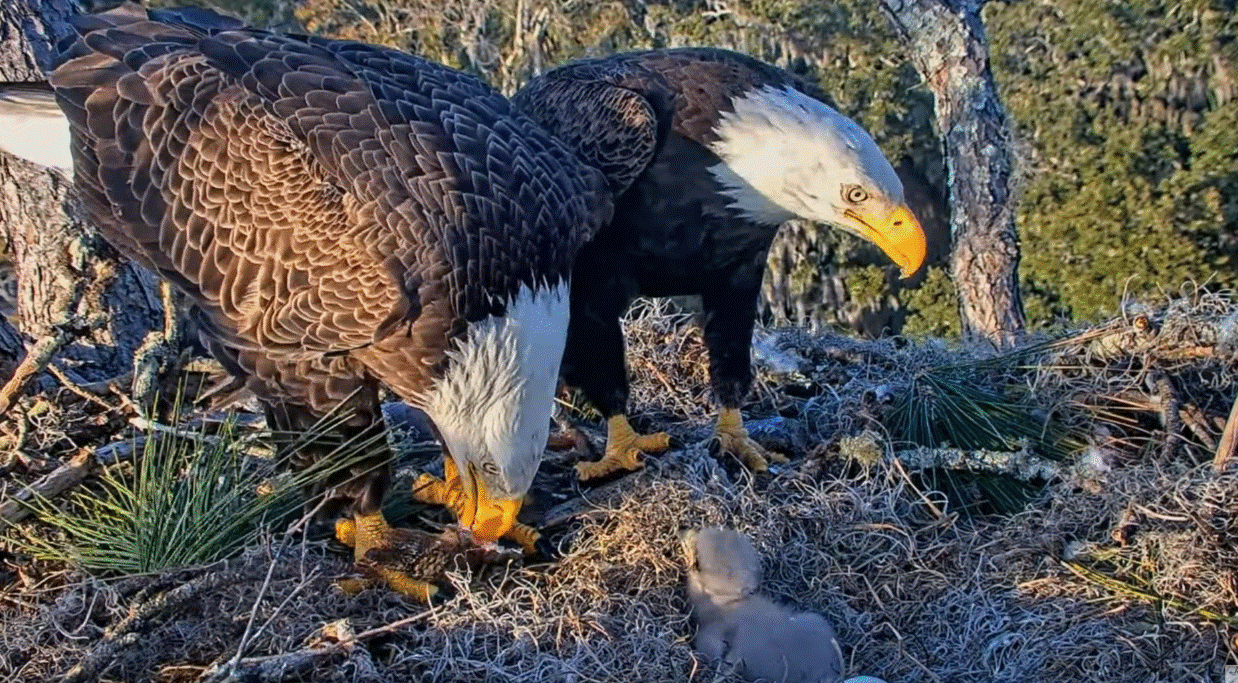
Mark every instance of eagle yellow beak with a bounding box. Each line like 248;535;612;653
456;460;522;544
844;204;927;279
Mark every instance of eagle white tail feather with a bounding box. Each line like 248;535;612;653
0;87;74;174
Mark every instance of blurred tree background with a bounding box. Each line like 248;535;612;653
82;0;1238;337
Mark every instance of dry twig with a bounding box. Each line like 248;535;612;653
198;612;433;682
1;449;89;526
0;435;150;525
61;558;305;683
1213;394;1238;472
0;315;100;415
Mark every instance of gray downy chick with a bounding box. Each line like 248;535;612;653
682;526;845;683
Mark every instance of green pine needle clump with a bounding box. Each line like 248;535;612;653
888;367;1070;459
886;358;1080;514
14;410;384;576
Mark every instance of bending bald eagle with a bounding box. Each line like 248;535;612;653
0;4;610;599
512;48;927;477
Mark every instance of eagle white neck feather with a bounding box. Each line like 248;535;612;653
417;281;569;500
707;84;890;225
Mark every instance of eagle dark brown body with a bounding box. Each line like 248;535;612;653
514;49;927;478
39;3;611;598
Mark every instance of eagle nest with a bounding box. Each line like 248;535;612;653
2;286;1237;682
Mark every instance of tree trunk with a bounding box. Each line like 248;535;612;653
879;0;1025;346
0;0;163;386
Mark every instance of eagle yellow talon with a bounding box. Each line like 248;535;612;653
334;517;358;547
575;414;671;481
335;570;439;603
503;522;545;557
713;408;789;472
412;471;456;509
413;457;544;555
335;576;373;595
575;447;642;479
632;431;673;452
368;568;441;602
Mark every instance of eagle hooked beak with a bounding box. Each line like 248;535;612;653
455;459;522;544
843;204;927;279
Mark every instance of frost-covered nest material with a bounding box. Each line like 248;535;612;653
614;287;1238;465
3;289;1238;682
2;444;1232;682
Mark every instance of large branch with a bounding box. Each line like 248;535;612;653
880;0;1025;346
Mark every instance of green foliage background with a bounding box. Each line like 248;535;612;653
986;0;1238;328
158;0;1238;336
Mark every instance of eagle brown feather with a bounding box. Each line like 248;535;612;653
52;3;608;409
46;4;612;546
514;48;924;480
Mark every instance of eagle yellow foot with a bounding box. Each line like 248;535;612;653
713;407;790;472
412;457;543;556
575;414;671;481
333;512;441;603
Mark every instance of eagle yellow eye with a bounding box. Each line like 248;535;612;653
844;185;868;204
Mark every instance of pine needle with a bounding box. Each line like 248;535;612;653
10;403;387;576
1059;559;1238;628
886;362;1080;514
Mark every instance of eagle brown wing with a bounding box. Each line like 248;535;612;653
51;3;608;374
512;60;676;198
610;48;835;147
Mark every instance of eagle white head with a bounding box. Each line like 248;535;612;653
708;84;927;278
416;281;570;542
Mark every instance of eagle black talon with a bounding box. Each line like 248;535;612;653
427;582;455;607
534;534;561;561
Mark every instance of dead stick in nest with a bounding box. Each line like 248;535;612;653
129;415;275;459
0;448;93;527
0;437;146;526
0;322;77;415
61;559;306;683
892;446;1064;481
0;259;116;409
199;612;433;682
45;362;117;410
1212;393;1238;473
1154;371;1182;460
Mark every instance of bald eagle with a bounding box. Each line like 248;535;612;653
0;4;611;599
513;48;927;477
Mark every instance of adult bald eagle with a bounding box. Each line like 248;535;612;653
0;4;611;599
512;48;927;477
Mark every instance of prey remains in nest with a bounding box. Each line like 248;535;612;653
336;522;522;602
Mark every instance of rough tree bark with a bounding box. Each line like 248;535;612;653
879;0;1025;346
0;0;163;386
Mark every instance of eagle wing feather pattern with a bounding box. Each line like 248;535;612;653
511;61;676;199
49;3;610;369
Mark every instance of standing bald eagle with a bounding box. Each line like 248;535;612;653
0;4;610;599
513;48;927;477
